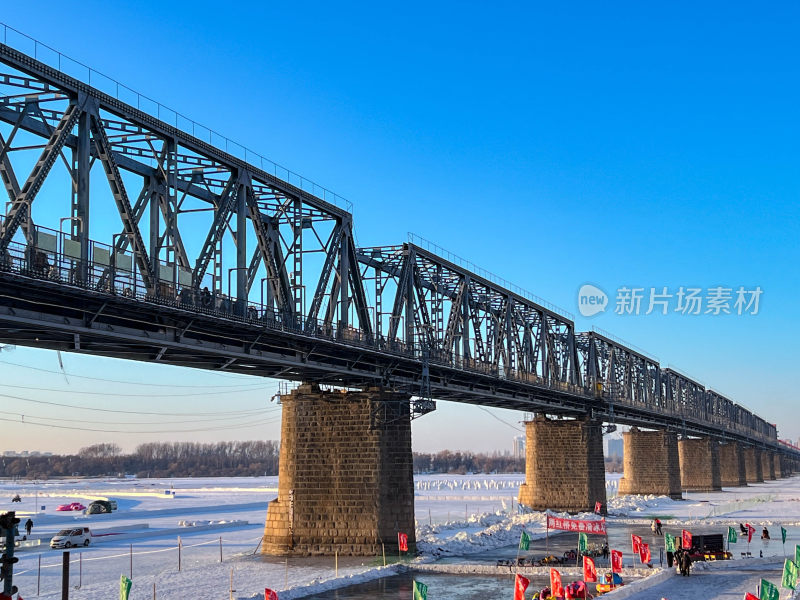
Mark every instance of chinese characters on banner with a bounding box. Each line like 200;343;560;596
682;530;693;550
546;514;607;535
550;569;563;598
639;542;651;564
594;501;602;514
631;534;642;554
398;532;409;552
611;550;623;573
264;590;278;600
583;556;597;582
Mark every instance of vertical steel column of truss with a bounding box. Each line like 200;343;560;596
461;275;471;362
292;198;303;326
236;176;248;314
339;218;351;330
149;155;160;288
73;110;90;282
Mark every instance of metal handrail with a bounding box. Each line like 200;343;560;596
0;21;352;213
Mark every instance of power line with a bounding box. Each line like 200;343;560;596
0;382;270;398
477;406;523;432
0;414;282;434
2;392;278;417
6;407;279;426
0;359;268;389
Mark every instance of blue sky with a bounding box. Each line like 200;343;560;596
1;1;798;453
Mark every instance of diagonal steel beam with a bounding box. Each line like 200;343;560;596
0;98;83;253
305;223;342;330
88;108;154;291
345;229;373;340
192;175;238;288
244;192;293;317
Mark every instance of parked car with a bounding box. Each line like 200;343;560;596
56;502;86;512
86;500;117;514
50;527;91;549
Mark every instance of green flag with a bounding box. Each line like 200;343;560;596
665;532;676;553
120;575;132;600
796;545;800;568
413;580;428;600
760;578;779;600
519;530;531;551
727;526;738;544
782;527;788;544
578;532;588;553
782;559;798;590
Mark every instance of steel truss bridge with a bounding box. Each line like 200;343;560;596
0;39;792;456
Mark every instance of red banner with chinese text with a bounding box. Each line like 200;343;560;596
546;515;606;535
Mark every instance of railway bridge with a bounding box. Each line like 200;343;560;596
0;28;797;556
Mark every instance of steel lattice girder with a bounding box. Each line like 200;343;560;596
0;43;371;332
0;42;784;454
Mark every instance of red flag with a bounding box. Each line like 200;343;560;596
631;534;642;554
682;529;692;550
398;532;408;552
264;589;278;600
594;501;602;514
583;555;597;582
611;550;623;573
514;574;530;600
639;542;651;564
744;594;759;600
550;568;563;598
746;523;756;543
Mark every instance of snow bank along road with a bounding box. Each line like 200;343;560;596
1;474;800;599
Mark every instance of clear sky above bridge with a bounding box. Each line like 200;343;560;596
1;1;798;454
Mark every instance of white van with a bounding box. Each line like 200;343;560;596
50;527;91;549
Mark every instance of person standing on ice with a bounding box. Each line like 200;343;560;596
655;518;662;535
680;550;692;576
25;518;32;537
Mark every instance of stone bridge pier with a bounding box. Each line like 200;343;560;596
743;446;764;483
262;384;414;556
618;428;682;499
517;416;607;513
762;451;776;480
678;437;721;492
718;442;747;487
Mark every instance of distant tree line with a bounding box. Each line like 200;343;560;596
1;443;622;479
0;441;280;479
413;450;525;474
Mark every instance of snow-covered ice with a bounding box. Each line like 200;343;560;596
0;473;799;599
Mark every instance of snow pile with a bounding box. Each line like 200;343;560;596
415;507;606;557
240;564;402;600
178;519;247;527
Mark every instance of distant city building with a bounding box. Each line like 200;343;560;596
607;439;624;459
512;435;525;459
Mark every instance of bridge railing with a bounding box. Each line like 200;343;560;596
0;22;352;213
0;220;587;398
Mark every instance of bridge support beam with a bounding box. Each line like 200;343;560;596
517;417;606;513
743;447;763;483
773;453;782;478
262;384;414;556
718;442;747;487
618;428;681;499
678;437;721;492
